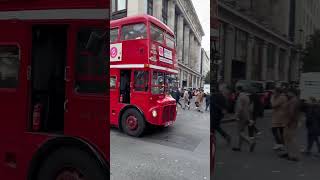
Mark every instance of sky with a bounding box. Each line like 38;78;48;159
191;0;210;54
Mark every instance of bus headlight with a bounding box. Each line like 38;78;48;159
152;109;157;117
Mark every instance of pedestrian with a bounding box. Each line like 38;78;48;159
302;97;320;155
248;91;262;139
205;93;210;111
212;88;231;145
232;86;256;152
195;89;204;112
280;89;301;161
188;88;193;110
183;88;189;110
172;87;183;108
270;88;287;151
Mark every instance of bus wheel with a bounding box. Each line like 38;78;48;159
121;108;146;137
36;147;109;180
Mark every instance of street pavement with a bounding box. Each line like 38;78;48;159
111;98;210;180
213;110;320;180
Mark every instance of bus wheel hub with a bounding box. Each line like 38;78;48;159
56;169;83;180
126;115;138;130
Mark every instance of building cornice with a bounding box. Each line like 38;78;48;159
176;0;204;43
219;1;293;47
178;62;201;76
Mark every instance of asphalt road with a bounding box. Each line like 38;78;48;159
213;110;320;180
111;98;210;180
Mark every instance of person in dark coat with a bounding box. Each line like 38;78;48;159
172;88;182;108
212;89;231;145
248;92;262;138
302;97;320;155
205;93;210;111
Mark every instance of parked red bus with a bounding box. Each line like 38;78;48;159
211;0;219;175
110;15;178;137
0;1;109;179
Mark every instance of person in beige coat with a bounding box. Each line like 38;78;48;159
280;89;301;161
270;88;288;150
232;86;256;152
195;89;204;112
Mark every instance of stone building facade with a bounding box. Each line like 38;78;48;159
217;0;302;84
200;48;210;86
111;0;205;88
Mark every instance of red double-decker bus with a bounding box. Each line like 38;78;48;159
110;15;178;137
0;1;109;179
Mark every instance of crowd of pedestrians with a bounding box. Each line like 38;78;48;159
171;87;210;113
212;83;320;162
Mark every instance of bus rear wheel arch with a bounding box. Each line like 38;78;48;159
121;108;146;137
36;147;108;180
28;137;109;180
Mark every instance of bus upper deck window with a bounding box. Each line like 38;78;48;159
110;28;119;43
150;24;164;44
165;34;175;49
121;23;147;40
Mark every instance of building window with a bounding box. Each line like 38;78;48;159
162;0;168;24
111;0;128;19
174;12;178;38
147;0;153;15
115;0;127;11
0;45;20;89
267;44;275;69
234;29;248;62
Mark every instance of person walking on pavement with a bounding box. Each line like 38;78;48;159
232;86;256;152
270;88;287;151
301;97;320;156
195;89;204;112
183;88;189;110
188;88;193;110
280;89;301;161
205;93;210;111
248;91;262;139
212;88;231;145
172;87;183;108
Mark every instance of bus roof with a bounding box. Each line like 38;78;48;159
0;0;108;9
111;15;174;37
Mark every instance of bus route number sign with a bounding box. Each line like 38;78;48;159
110;43;122;62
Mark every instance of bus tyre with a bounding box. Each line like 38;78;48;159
37;147;109;180
121;108;146;137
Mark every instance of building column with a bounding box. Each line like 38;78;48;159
196;41;202;73
167;0;175;31
177;15;184;62
284;49;290;81
274;46;280;81
153;0;163;21
127;0;147;16
189;32;195;68
183;25;190;65
224;24;235;84
261;41;268;80
246;35;254;80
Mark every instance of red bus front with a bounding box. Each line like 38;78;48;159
110;15;178;137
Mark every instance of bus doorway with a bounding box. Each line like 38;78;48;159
120;70;131;104
30;25;67;133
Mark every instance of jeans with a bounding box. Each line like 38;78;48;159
307;134;320;152
272;127;284;145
